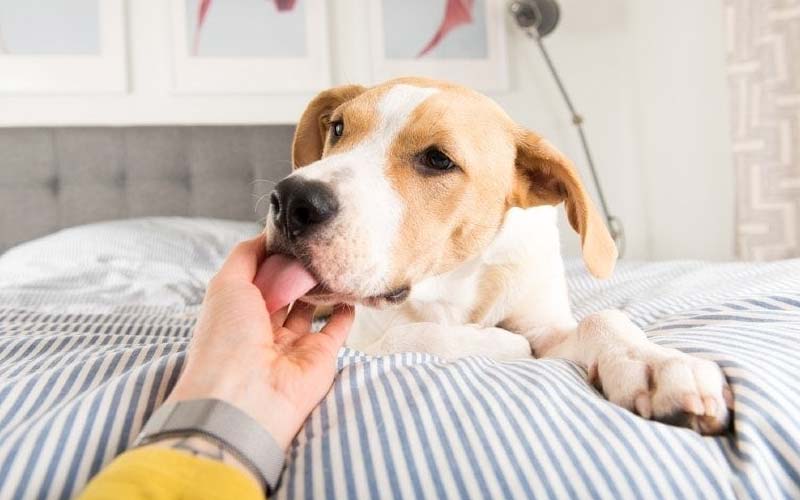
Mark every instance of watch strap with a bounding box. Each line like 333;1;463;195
134;399;285;494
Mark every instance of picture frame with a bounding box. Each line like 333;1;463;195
368;0;508;91
0;0;127;94
169;0;331;94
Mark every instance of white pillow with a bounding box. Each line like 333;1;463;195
0;217;259;309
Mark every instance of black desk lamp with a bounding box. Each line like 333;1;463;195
509;0;626;256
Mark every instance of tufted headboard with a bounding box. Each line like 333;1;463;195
0;126;296;251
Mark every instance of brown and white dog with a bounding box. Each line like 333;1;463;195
262;77;732;435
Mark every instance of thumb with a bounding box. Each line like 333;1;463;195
319;304;355;351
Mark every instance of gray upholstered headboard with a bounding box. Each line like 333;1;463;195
0;126;295;251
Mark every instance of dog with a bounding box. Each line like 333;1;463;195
263;77;732;435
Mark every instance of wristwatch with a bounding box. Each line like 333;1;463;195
134;399;285;494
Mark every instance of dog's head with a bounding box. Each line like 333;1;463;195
265;77;617;307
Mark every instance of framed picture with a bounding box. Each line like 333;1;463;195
369;0;508;91
0;0;127;94
170;0;330;94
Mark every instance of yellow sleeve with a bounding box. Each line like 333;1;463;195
78;447;264;500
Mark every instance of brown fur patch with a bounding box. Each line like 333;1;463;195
320;90;384;158
382;88;516;285
292;84;369;167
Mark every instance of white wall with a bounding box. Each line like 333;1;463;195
628;1;735;261
0;0;735;261
491;0;735;261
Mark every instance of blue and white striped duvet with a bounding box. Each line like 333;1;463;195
0;218;799;499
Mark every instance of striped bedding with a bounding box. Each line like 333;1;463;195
0;218;799;499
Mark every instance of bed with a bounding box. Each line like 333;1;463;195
1;217;799;499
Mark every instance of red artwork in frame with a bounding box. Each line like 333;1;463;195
418;0;475;58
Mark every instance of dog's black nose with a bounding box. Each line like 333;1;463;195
271;177;339;239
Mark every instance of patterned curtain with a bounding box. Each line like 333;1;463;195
725;0;800;260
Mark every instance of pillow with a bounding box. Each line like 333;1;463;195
0;217;258;309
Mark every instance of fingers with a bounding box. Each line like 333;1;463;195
284;301;316;333
320;304;355;349
270;305;289;331
215;234;267;282
273;325;302;346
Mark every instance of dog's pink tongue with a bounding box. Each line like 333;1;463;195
255;254;318;313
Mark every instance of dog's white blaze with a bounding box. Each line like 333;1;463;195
290;84;438;295
376;84;439;147
358;84;440;289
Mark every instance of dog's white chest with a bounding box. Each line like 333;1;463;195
347;265;482;350
345;206;569;351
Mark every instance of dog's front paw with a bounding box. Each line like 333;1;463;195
589;341;733;435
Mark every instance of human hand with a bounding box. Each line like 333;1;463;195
166;235;354;450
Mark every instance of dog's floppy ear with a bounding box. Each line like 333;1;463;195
292;84;367;168
510;129;618;278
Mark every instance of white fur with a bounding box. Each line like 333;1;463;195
348;207;730;434
364;323;531;362
548;310;730;434
348;206;572;348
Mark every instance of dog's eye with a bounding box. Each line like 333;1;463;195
331;120;344;138
422;147;455;171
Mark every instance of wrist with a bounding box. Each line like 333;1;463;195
250;391;307;450
167;381;307;450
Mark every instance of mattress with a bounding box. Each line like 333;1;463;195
0;218;799;499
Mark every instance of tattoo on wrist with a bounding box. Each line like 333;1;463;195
170;436;226;461
146;435;260;485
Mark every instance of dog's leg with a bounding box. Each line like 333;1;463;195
527;310;733;435
361;322;532;361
